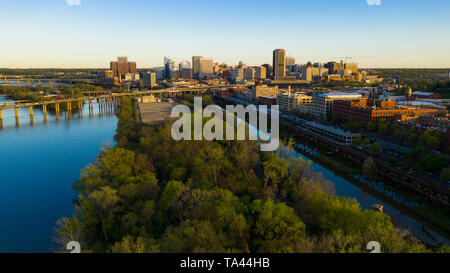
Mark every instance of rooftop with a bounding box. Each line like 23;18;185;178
316;92;362;99
412;91;434;96
305;121;355;137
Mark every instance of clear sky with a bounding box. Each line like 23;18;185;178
0;0;449;68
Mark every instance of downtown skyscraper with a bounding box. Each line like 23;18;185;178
273;49;286;81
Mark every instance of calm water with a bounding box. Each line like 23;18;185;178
0;95;117;252
288;146;450;246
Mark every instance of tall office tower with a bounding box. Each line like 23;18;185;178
230;67;244;83
192;56;203;79
244;67;255;81
255;66;267;80
128;62;137;74
165;58;177;79
110;56;137;78
199;57;213;79
154;67;165;80
180;68;193;79
273;49;286;81
143;72;157;88
286;56;296;66
117;56;128;63
179;60;191;70
325;61;339;74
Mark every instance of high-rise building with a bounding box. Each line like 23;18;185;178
117;56;128;63
192;56;203;79
153;67;165;80
110;56;137;80
165;58;178;79
230;67;244;83
179;60;191;70
244;67;255;81
255;66;267;80
286;56;296;66
143;72;157;89
180;68;193;79
273;49;286;81
199;57;213;79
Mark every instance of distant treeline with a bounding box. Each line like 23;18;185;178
0;68;102;76
369;69;450;77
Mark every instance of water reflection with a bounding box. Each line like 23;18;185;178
0;95;118;252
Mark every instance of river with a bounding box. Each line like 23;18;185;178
0;94;448;252
0;95;117;252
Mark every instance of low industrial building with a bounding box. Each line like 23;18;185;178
246;84;279;101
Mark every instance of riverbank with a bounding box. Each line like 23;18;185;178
213;95;449;246
280;127;450;241
0;95;118;252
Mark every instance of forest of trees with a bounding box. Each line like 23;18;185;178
54;96;449;253
0;84;103;100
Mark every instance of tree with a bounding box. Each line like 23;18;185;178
418;130;440;150
160;220;227;253
366;122;377;132
232;141;260;183
362;138;371;149
251;198;306;252
111;236;159;253
352;134;363;146
370;142;383;156
440;168;450;182
377;120;390;136
362;157;377;180
87;186;120;242
193;143;226;186
263;153;290;191
100;147;135;179
53;217;81;253
419;155;446;172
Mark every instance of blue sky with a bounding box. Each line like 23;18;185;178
0;0;449;68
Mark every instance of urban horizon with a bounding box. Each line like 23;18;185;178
1;0;449;68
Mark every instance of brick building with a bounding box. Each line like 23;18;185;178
333;99;439;124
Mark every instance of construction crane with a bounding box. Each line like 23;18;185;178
333;56;353;63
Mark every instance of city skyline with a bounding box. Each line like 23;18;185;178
0;0;449;68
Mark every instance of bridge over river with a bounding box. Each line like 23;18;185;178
0;85;235;128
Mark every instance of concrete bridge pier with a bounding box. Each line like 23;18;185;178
42;104;47;122
78;100;83;117
14;107;19;127
55;103;60;120
88;98;93;116
97;98;102;116
66;101;72;112
29;106;34;125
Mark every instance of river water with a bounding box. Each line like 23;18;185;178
0;95;117;252
0;94;448;252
